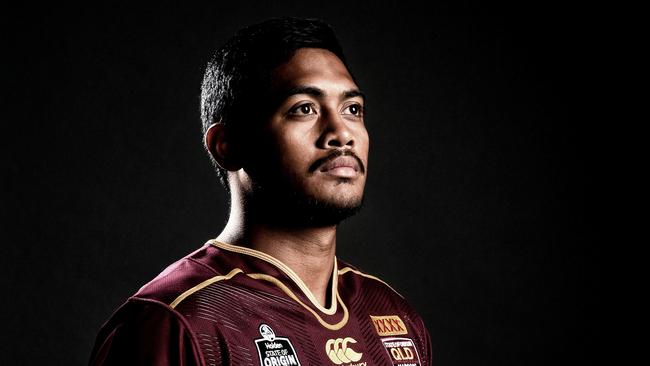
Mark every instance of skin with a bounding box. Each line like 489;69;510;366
206;48;369;306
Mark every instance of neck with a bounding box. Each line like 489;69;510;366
217;192;337;307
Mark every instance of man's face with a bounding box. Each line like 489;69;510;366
241;48;369;225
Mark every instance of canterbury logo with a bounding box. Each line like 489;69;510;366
325;337;363;364
370;315;408;336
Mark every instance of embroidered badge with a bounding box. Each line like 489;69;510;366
370;315;408;336
254;324;301;366
380;337;421;366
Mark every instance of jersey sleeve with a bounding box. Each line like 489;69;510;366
423;319;433;365
412;308;433;365
404;299;434;365
88;297;205;366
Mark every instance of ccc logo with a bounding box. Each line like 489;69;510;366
325;337;363;364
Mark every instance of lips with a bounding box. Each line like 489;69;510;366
316;156;362;178
320;156;359;171
309;150;366;178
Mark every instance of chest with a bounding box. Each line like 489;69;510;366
175;283;425;366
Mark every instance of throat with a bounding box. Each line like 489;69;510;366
323;271;334;309
217;219;339;308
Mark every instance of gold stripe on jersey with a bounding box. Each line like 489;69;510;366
168;268;350;330
170;268;243;308
209;240;339;315
338;267;404;298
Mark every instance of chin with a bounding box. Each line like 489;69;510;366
311;180;365;203
244;172;366;226
245;183;365;227
299;195;365;226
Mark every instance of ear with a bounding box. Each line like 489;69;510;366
204;123;243;171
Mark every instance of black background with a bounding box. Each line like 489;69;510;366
3;2;598;365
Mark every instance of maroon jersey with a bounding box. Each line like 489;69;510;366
89;240;432;366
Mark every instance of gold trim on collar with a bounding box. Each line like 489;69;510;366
248;273;349;330
208;240;339;315
168;268;349;330
338;267;404;298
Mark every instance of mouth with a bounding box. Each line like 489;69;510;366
319;156;360;178
310;150;365;179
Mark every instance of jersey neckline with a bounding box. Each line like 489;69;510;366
208;239;340;315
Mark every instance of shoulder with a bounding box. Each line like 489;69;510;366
134;243;223;305
89;297;204;365
89;243;234;365
337;259;405;299
337;259;425;324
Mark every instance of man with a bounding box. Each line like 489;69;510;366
89;17;431;366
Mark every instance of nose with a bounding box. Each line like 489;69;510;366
317;110;354;149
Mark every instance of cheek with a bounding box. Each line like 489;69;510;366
275;128;315;171
356;126;370;159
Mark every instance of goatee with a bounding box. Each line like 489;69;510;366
243;182;364;227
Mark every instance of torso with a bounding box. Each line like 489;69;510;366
93;240;431;366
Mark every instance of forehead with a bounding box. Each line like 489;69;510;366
271;48;358;93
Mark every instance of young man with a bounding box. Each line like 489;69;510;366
89;17;432;366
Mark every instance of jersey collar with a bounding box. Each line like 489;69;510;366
208;239;340;315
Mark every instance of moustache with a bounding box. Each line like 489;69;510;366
308;150;366;174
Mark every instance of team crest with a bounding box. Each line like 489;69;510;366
370;315;408;336
254;324;301;366
325;337;365;365
380;337;421;366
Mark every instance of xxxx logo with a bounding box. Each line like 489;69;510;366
325;337;363;365
370;315;408;336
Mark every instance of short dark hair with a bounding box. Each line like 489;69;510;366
200;17;352;189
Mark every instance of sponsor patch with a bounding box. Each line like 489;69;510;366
380;337;421;366
254;324;301;366
325;337;365;365
370;315;408;336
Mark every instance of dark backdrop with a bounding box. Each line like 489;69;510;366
2;2;598;365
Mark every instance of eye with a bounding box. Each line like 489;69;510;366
289;103;317;115
342;103;364;117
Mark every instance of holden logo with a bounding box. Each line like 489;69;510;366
325;337;363;364
259;324;276;341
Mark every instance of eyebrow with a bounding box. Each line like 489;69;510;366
282;86;366;102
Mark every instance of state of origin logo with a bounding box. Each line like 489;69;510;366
254;324;301;366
